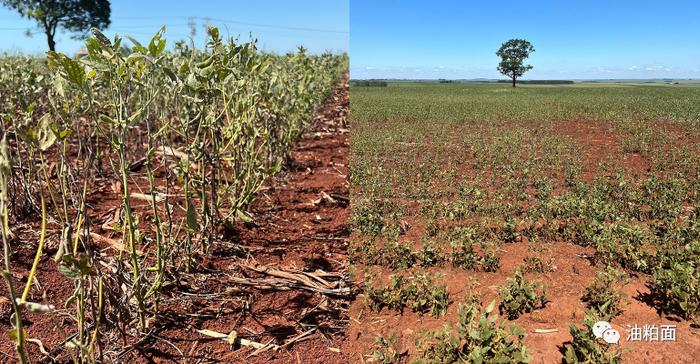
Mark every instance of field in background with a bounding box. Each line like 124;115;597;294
347;82;700;362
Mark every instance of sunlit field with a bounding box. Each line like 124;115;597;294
348;82;700;363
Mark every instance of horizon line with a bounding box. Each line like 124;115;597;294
349;77;700;81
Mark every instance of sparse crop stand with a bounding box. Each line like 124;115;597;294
348;81;700;363
0;27;347;362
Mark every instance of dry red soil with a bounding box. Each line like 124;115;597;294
344;119;700;363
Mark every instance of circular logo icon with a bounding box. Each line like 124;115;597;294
592;321;612;339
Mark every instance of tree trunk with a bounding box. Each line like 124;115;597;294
512;76;516;88
46;32;55;52
43;18;57;52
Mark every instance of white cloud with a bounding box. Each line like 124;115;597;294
644;65;671;72
626;65;672;73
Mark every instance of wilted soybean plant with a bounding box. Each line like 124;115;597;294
0;26;346;362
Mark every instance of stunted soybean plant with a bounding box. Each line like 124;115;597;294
0;26;346;362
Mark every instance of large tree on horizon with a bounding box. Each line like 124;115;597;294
1;0;111;51
496;38;535;87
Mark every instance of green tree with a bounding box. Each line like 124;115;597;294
496;39;535;87
1;0;111;51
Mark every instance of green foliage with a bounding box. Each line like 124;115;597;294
581;267;627;320
409;273;450;317
349;239;381;265
448;227;501;272
351;200;383;236
522;247;555;274
352;198;403;237
564;313;621;364
480;250;501;272
366;274;408;313
413;300;532;363
592;223;654;273
352;79;388;87
450;239;478;270
351;239;446;269
622;131;650;154
412;325;460;364
496;79;574;85
383;241;416;269
496;39;535;86
425;217;439;237
365;272;449;318
648;240;700;320
372;333;407;364
351;83;700;125
416;239;444;267
502;216;518;243
498;268;548;319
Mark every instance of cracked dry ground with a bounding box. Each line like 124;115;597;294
121;79;351;363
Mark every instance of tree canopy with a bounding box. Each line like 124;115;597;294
1;0;111;51
496;39;535;87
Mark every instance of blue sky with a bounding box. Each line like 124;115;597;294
351;0;700;79
0;0;348;55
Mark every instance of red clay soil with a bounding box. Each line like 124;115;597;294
554;119;652;180
346;240;700;363
344;119;700;363
0;78;350;363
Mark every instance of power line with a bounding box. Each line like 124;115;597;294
108;23;191;29
203;17;347;34
105;24;346;40
1;14;347;34
111;15;348;34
